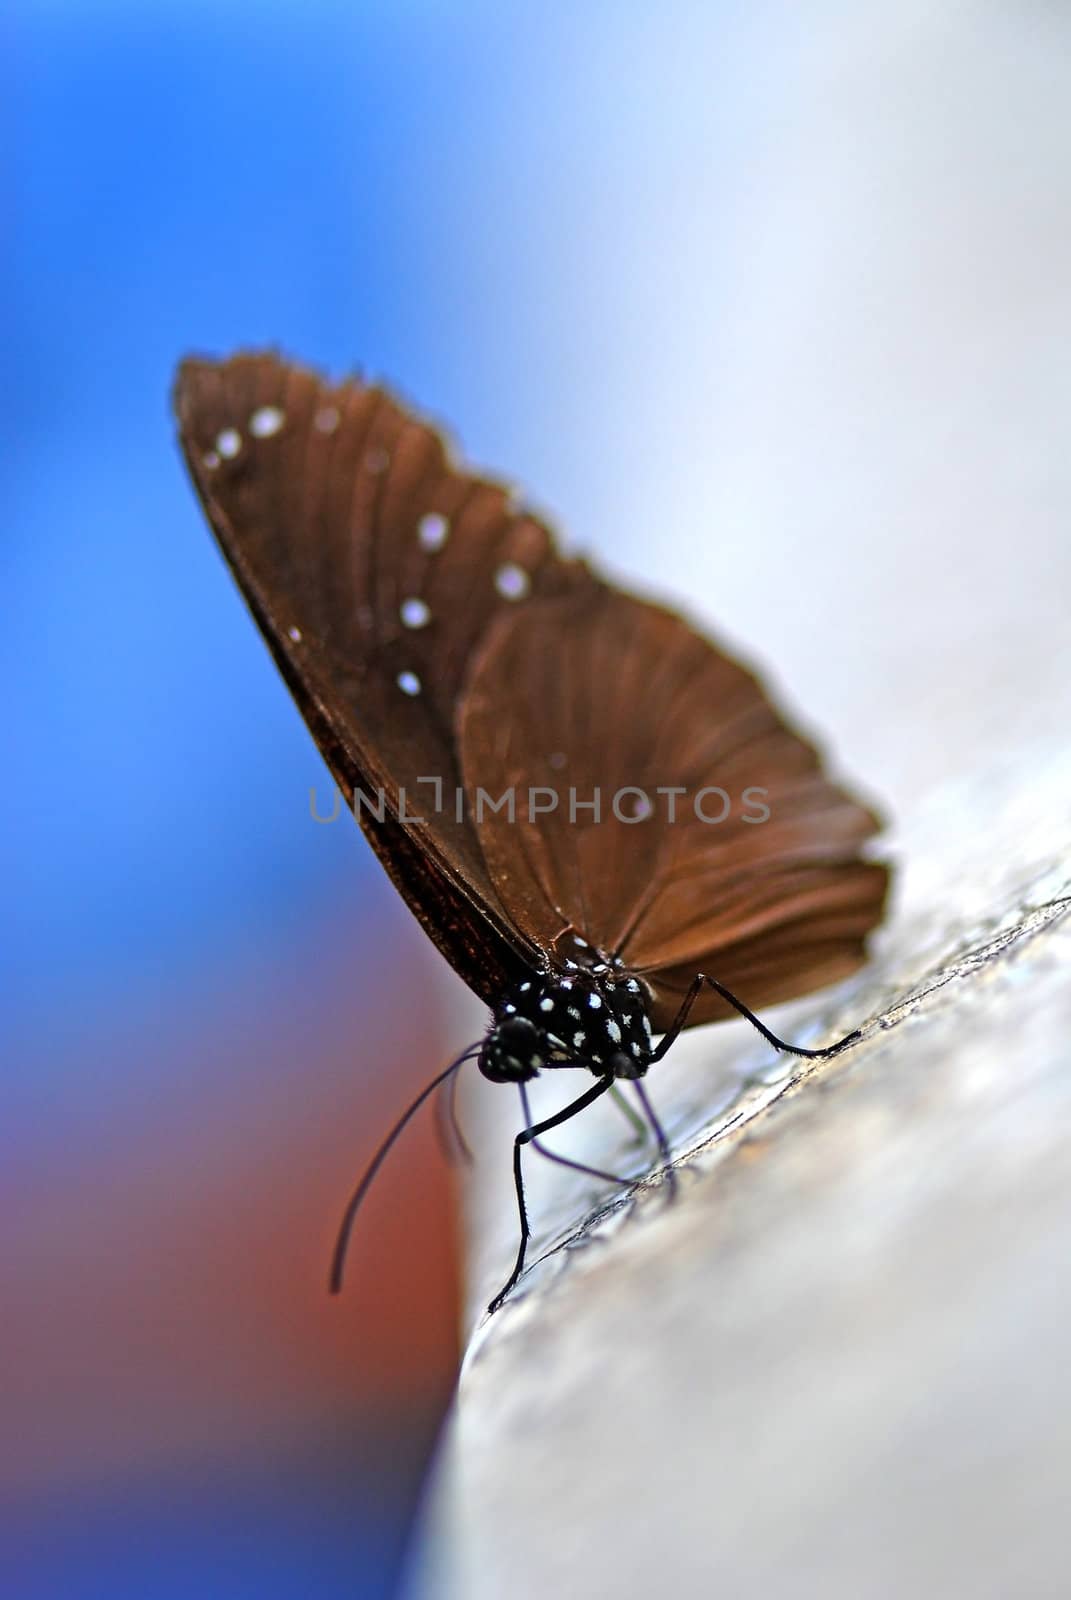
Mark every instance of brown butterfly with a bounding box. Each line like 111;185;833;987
173;351;889;1312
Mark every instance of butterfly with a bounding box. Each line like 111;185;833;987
173;351;890;1313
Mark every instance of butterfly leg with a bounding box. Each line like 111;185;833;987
488;1075;614;1314
648;974;865;1064
609;1082;650;1144
520;1082;637;1185
631;1079;677;1198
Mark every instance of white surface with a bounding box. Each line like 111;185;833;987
410;7;1071;1597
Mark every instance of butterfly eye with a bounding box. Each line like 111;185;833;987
480;1016;542;1083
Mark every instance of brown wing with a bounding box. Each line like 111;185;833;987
458;585;889;1031
172;350;596;1005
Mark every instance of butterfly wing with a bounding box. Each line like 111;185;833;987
173;351;595;1005
458;585;889;1030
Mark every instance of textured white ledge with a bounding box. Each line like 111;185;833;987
412;737;1071;1599
401;6;1071;1589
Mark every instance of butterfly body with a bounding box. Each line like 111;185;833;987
481;950;652;1083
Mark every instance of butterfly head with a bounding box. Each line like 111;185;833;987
479;966;654;1083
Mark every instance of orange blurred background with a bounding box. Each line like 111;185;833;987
6;7;535;1594
5;886;465;1596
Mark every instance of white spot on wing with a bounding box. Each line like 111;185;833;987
202;450;220;470
548;752;567;770
418;512;449;551
287;626;302;643
314;405;340;434
249;405;284;438
397;670;421;697
495;562;530;600
366;445;390;473
400;598;431;630
216;428;241;459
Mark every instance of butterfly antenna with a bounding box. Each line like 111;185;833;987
329;1043;481;1294
518;1080;634;1186
434;1058;474;1165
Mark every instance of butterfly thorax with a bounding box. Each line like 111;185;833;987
479;959;653;1084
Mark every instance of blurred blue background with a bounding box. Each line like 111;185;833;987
9;1;1071;1596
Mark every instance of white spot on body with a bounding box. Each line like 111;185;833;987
495;562;530;600
642;1017;653;1040
540;997;554;1013
573;1031;586;1050
606;1019;622;1045
573;936;589;949
249;405;284;438
567;1006;582;1021
216;428;241;459
560;978;573;990
588;993;602;1010
314;406;340;434
418;512;449;551
519;983;531;993
529;1055;541;1070
287;626;302;643
397;671;421;697
626;979;640;994
504;1004;516;1014
400;598;431;629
